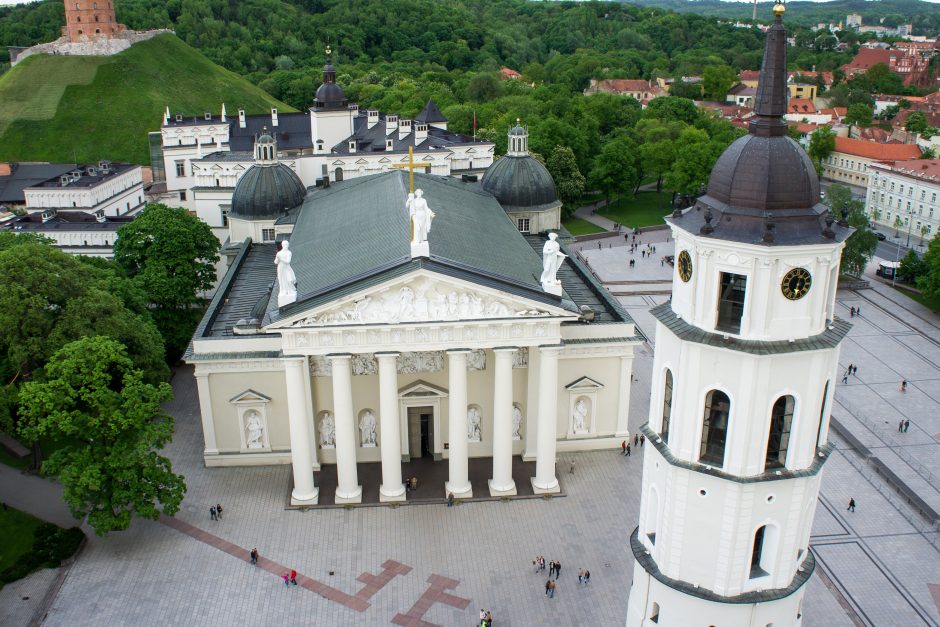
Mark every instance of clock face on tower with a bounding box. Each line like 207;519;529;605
781;267;812;300
677;250;692;282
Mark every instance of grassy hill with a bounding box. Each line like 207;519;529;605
0;34;292;165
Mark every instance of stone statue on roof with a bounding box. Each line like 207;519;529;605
275;240;297;307
409;189;435;244
540;232;566;290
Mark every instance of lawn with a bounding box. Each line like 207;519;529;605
596;191;672;229
562;217;607;236
893;285;940;315
0;506;43;576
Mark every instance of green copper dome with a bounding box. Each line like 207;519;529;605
230;163;306;220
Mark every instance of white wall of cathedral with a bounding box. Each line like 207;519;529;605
192;189;233;229
507;207;561;234
227;217;278;244
625;562;806;627
669;225;845;341
649;321;839;476
310;108;356;153
636;444;822;596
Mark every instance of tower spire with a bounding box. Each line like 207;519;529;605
749;3;789;137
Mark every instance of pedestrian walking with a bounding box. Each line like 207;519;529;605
847;498;856;512
545;579;554;598
447;492;455;507
639;434;645;447
634;434;638;446
899;419;905;432
290;569;298;585
250;548;258;565
210;506;217;521
621;440;627;455
583;569;591;584
578;569;584;584
842;373;849;384
856;306;861;316
850;306;855;317
852;365;858;376
904;419;910;432
555;561;562;580
626;443;631;456
216;503;223;520
540;556;546;571
900;380;908;392
533;558;540;573
569;460;575;474
282;573;291;587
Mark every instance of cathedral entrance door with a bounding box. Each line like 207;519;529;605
406;407;433;459
420;413;433;458
398;381;446;461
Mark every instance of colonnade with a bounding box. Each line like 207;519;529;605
285;345;562;505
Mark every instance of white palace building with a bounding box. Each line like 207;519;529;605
185;125;639;505
157;49;494;236
625;5;852;626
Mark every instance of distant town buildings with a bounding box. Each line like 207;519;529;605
583;79;665;105
841;44;937;87
821;136;922;194
866;159;940;243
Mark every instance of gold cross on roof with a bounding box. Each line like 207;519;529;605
391;146;432;193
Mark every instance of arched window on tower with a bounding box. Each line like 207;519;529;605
815;381;829;448
661;369;673;444
750;525;768;578
765;395;795;470
699;390;730;466
749;524;778;579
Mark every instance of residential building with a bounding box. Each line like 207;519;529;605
583;79;665;105
22;161;144;217
866;159;940;243
821;136;922;194
2;209;134;257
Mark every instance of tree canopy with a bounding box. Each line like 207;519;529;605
827;184;877;276
18;336;184;536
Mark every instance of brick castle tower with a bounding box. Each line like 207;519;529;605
63;0;125;42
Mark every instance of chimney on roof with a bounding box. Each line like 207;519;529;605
41;209;56;223
175;113;183;122
399;119;412;141
386;115;398;135
367;110;379;130
204;112;212;121
414;122;428;145
94;209;106;223
271;107;279;127
238;108;246;129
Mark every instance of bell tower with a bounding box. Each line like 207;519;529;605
63;0;125;42
625;4;853;626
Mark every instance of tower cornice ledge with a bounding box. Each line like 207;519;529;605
641;423;834;483
630;527;816;604
650;302;851;354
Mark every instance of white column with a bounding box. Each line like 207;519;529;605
616;355;633;437
194;371;219;457
377;352;405;502
445;349;472;498
532;345;561;494
301;356;319;470
329;354;362;503
522;347;540;461
489;347;517;496
284;357;318;505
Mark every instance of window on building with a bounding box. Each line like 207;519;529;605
699;390;731;466
95;28;100;33
900;184;905;195
750;526;769;578
716;272;747;334
179;191;186;201
175;161;185;177
221;206;230;227
517;218;530;233
765;396;795;470
76;16;81;22
932;193;937;203
661;369;673;444
922;190;926;200
262;228;275;242
891;182;895;191
816;381;829;448
650;603;660;624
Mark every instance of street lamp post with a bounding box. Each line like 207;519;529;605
905;210;914;248
893;234;901;287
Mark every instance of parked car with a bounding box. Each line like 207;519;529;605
874;231;887;241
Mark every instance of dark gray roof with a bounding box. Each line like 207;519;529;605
330;113;485;156
0;163;76;203
284;170;547;301
5;211;134;232
416;99;447;124
230;163;307;219
481;155;559;211
26;162;136;190
650;301;851;353
197;151;253;163
228;113;313;152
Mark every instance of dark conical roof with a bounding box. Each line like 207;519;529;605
416;99;447;124
481;155;559;210
314;48;348;109
671;5;851;246
230;163;306;219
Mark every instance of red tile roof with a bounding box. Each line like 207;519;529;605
788;99;817;114
739;70;760;82
833;136;922;160
499;68;521;80
844;48;893;71
871;159;940;181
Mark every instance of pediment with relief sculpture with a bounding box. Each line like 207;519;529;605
277;274;566;328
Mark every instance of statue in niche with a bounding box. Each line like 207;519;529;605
409;189;435;244
511;406;523;440
359;411;377;447
275;240;297;307
319;412;336;448
540;232;567;286
245;410;264;449
468;407;482;442
572;399;588;434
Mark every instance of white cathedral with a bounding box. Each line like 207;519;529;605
158;49;495;236
185;118;639;504
625;5;851;626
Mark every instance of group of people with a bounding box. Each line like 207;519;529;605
532;556;589;599
209;502;224;521
479;608;494;626
849;306;862;317
620;433;645;456
898;419;912;432
405;477;419;492
841;364;858;384
282;569;298;586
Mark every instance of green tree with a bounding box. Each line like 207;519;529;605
642;96;699;125
113;204;220;358
545;146;585;217
467;72;503;103
667;81;702;100
702;64;737;100
918;236;940;299
898;249;925;282
808;126;836;171
664;127;717;196
591;137;639;207
844;103;873;127
827;185;877;276
18;336;184;536
904;111;929;135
